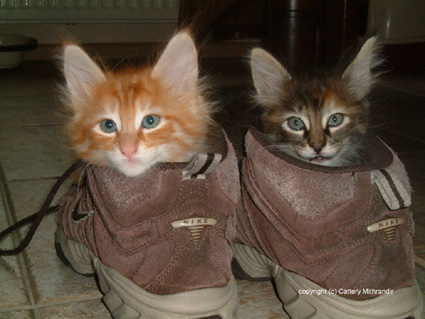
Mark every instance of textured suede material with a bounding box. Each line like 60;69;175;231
238;128;415;300
92;166;180;228
57;130;239;295
214;138;240;205
257;151;355;218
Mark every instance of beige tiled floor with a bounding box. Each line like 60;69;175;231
0;59;424;319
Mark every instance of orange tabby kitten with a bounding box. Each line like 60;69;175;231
61;31;214;177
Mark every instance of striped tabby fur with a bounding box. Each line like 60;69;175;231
250;37;382;167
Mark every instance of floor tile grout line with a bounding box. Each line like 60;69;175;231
0;164;41;319
0;296;104;314
29;296;104;311
7;176;64;184
16;254;41;319
0;305;36;314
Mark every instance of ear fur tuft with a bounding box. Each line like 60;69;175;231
152;31;198;93
250;48;292;107
343;37;383;100
62;44;105;104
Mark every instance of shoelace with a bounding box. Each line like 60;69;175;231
0;161;83;256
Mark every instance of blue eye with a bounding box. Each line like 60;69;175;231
287;117;305;131
142;115;160;129
99;119;117;133
328;113;344;127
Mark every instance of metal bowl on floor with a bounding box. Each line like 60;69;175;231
0;34;37;69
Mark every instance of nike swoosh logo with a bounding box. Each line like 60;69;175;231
71;205;94;222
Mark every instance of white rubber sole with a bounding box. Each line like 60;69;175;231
233;243;424;319
55;228;239;319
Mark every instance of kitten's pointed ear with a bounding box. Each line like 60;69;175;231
343;37;381;100
250;48;291;96
63;44;105;100
152;31;198;93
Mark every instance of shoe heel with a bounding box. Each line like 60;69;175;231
277;267;424;319
94;256;238;319
55;228;95;275
232;243;274;281
234;242;424;319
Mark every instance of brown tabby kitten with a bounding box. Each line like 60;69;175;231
60;31;215;177
250;37;382;166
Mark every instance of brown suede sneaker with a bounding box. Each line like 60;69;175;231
55;130;240;319
233;128;424;319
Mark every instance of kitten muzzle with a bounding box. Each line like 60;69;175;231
309;156;328;163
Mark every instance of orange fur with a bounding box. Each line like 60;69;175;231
61;31;214;176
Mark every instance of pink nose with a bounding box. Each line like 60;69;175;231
120;143;137;158
119;134;139;159
120;145;137;158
